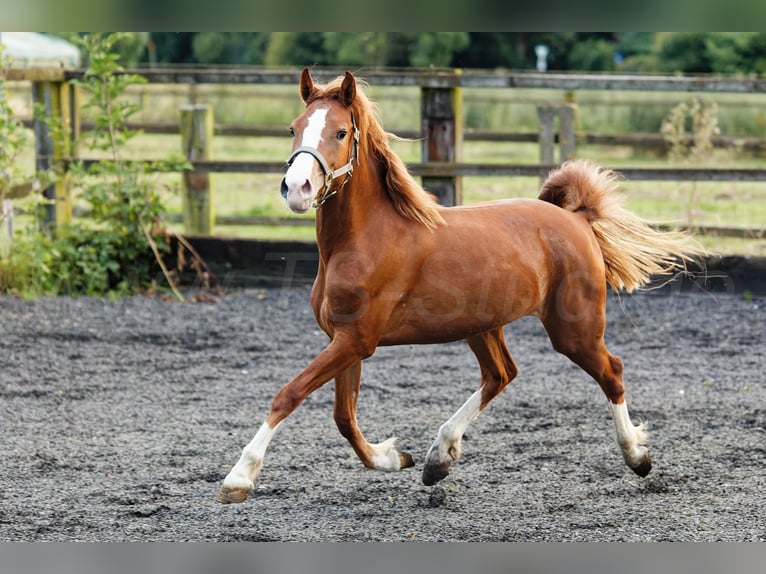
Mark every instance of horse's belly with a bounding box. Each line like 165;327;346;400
378;268;542;346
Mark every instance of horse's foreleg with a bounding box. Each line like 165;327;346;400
423;329;518;485
217;339;361;504
334;361;414;471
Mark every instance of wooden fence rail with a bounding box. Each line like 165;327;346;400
7;67;766;239
20;118;766;152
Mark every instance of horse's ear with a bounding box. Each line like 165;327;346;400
300;67;316;103
340;71;356;108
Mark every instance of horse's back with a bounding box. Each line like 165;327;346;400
442;198;603;274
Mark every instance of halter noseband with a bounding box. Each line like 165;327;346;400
280;112;360;208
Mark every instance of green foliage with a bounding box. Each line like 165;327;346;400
264;33;328;67
323;33;390;67
95;32;766;75
56;32;150;67
705;33;751;74
190;33;269;66
0;44;29;199
568;38;617;72
453;33;516;69
614;32;655;58
1;43;58;285
410;33;470;67
192;33;228;65
0;33;189;298
741;33;766;74
658;33;713;73
655;32;756;75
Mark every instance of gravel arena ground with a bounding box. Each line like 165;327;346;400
1;285;764;542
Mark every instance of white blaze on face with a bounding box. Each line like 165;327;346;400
283;107;328;213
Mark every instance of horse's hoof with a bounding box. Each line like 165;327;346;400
400;451;415;469
630;452;652;477
216;486;252;504
422;461;451;486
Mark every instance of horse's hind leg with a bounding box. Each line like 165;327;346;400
423;328;519;485
542;303;652;477
334;361;414;471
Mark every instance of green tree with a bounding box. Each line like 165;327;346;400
264;33;327;67
452;33;516;69
657;33;713;73
190;33;270;65
742;32;766;74
568;38;616;71
409;33;470;67
705;33;751;74
192;32;228;64
323;33;389;67
149;33;195;65
614;32;655;58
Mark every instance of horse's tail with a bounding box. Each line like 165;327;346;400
538;159;705;293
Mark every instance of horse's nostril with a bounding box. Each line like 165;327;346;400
301;180;312;195
280;178;289;199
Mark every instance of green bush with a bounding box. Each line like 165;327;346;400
0;33;190;299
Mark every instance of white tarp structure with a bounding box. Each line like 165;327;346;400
0;32;81;68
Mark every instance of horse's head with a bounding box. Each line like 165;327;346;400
280;68;360;213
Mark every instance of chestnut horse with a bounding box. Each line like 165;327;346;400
217;68;701;503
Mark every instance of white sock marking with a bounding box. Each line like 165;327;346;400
223;421;280;490
426;389;484;466
609;401;648;466
370;437;403;471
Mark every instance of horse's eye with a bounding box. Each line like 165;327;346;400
289;126;295;137
337;130;347;141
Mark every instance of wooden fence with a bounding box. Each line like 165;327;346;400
7;67;766;239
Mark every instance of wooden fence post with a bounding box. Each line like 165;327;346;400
558;103;577;162
536;105;557;166
180;104;214;236
537;103;578;173
32;80;74;232
536;105;556;186
420;80;462;206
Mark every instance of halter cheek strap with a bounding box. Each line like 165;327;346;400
280;112;360;208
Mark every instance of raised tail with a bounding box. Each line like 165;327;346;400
538;159;705;293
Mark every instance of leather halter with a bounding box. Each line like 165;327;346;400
280;112;360;208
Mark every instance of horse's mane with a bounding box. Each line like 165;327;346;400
308;76;446;229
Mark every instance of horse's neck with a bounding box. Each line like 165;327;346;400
314;160;390;253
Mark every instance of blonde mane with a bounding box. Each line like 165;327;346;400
308;76;446;229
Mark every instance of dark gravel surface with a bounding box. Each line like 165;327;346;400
1;288;764;541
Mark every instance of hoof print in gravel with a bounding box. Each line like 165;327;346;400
427;486;447;508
